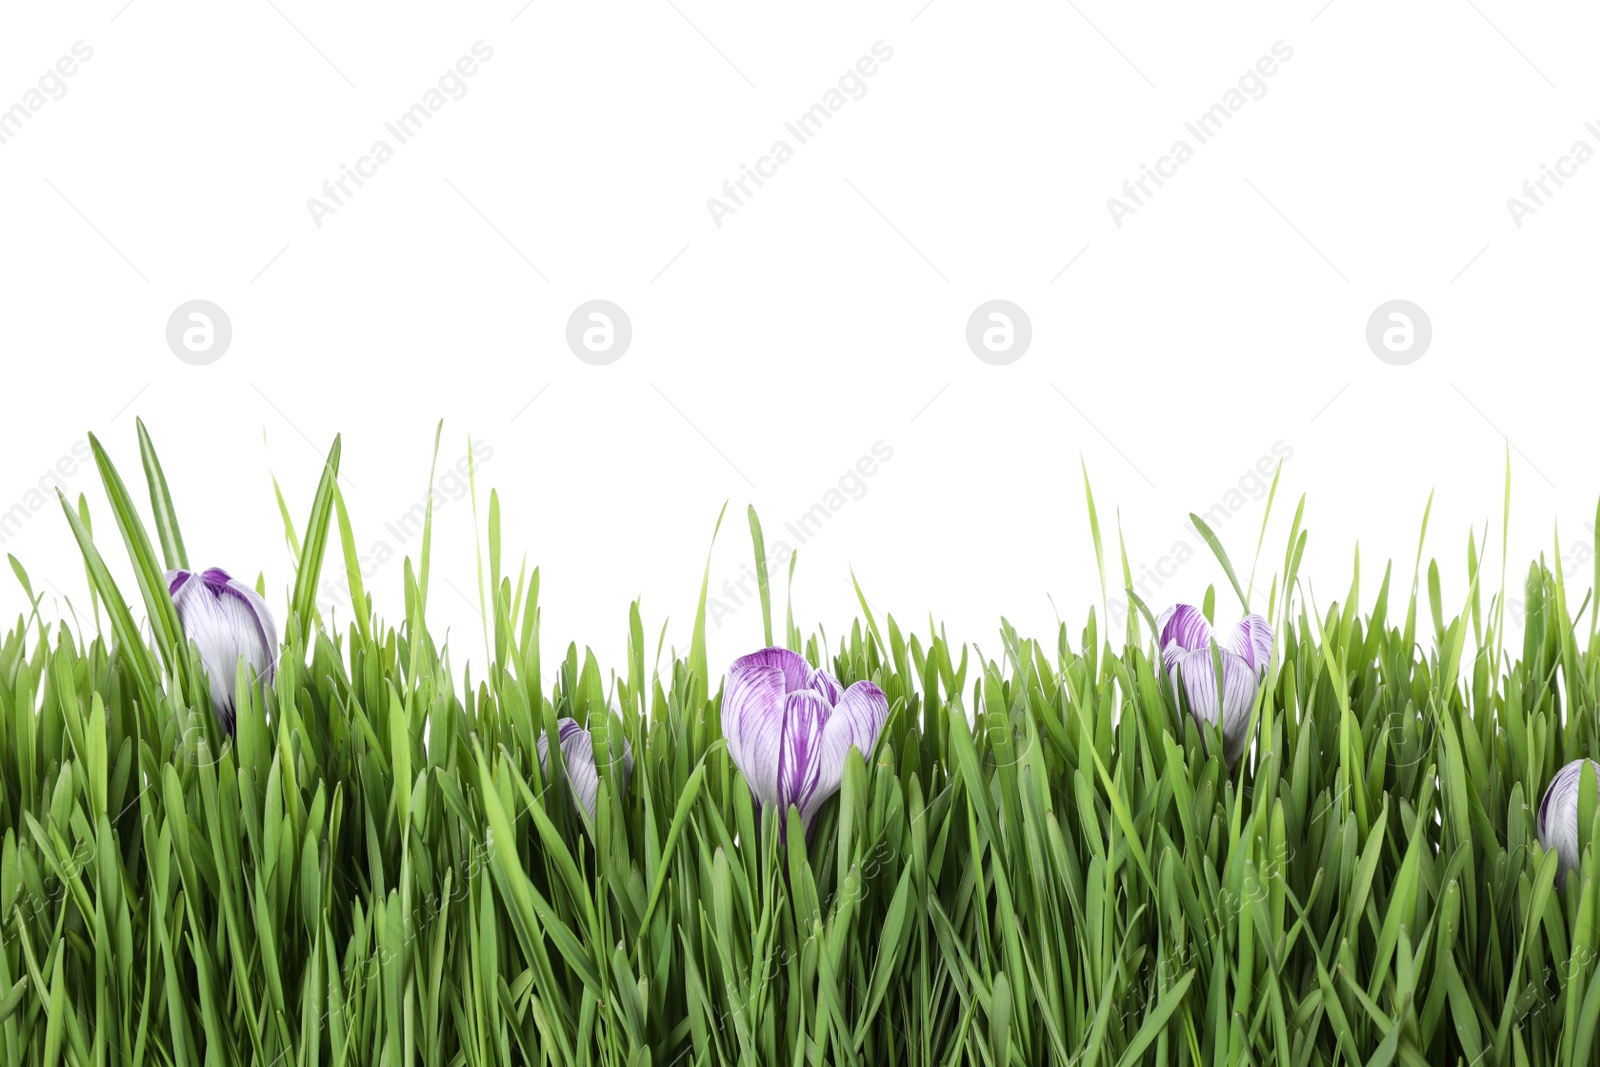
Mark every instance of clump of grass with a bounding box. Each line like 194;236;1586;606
2;425;1599;1066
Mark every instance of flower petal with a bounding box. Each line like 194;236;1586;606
220;578;279;685
171;572;243;730
200;567;234;596
809;668;844;706
1174;647;1260;764
1156;604;1212;671
537;717;633;820
729;647;811;693
776;689;829;829
807;680;889;826
537;718;598;819
1537;758;1600;877
723;663;788;810
1226;614;1274;673
167;566;279;735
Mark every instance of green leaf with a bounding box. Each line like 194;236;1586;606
749;505;774;647
136;417;189;571
289;435;342;633
1188;512;1248;612
331;480;370;645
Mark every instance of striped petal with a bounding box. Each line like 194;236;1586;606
724;663;788;811
537;717;634;821
775;689;829;830
1156;604;1212;672
1227;614;1274;673
166;567;278;735
169;568;247;733
806;680;889;826
809;668;844;705
1537;758;1600;879
200;568;234;595
1174;647;1260;764
730;647;811;692
724;649;883;837
219;578;278;684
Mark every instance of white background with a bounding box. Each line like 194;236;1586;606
2;0;1596;683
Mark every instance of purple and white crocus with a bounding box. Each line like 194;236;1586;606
1537;758;1600;880
1157;604;1273;765
166;567;278;735
537;717;634;821
723;648;889;837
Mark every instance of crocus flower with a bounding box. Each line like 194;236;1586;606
167;567;278;735
722;647;889;836
1157;604;1273;765
1537;758;1600;879
537;717;634;820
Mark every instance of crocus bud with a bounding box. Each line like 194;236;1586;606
722;647;889;837
166;568;278;735
537;717;634;820
1537;758;1600;880
1157;604;1274;765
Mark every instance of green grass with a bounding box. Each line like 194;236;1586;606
3;426;1600;1066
